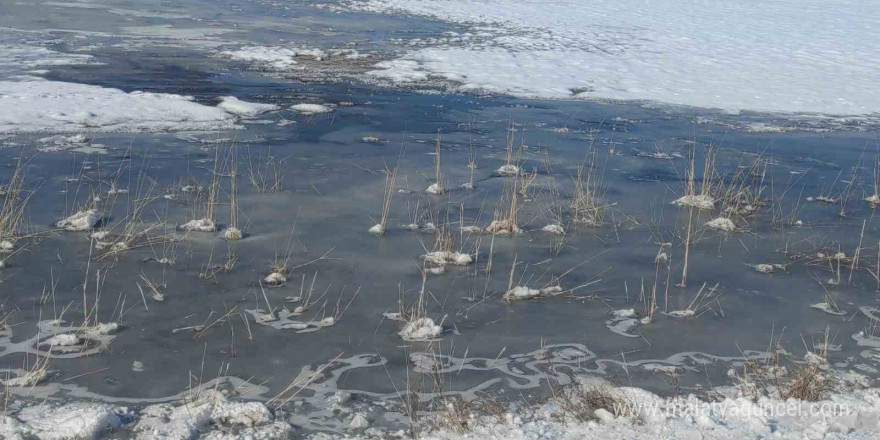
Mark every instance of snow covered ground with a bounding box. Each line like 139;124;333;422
337;0;880;117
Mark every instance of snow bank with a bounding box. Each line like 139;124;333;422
369;384;880;440
496;164;521;176
0;77;236;134
343;0;880;117
217;96;280;117
134;391;285;440
485;219;520;235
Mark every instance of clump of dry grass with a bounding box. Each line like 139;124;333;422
720;153;768;218
549;379;636;423
569;137;609;227
245;146;286;192
370;165;397;236
672;142;719;209
486;175;521;235
0;156;36;255
731;329;832;402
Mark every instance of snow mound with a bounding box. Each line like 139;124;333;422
0;77;235;134
705;217;736;232
399;317;443;341
368;223;385;235
134;391;281;440
672;194;716;209
423;251;473;266
425;182;444;195
217;96;280;117
504;285;563;301
181;218;217;232
290;103;333;114
485;219;520;235
753;263;785;274
541;224;565;235
56;209;101;231
496;164;520;176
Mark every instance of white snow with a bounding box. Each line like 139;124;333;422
504;285;563;301
496;164;521;176
753;263;785;274
221;227;243;241
368;223;385;235
221;45;326;70
0;240;14;252
290;103;333;114
264;272;287;286
399;317;443;341
359;383;880;440
344;0;880;117
541;224;565;235
56;209;102;231
217;96;280;117
672;194;716;210
811;302;847;316
485;219;520;235
423;251;473;266
15;403;124;440
0;77;236;134
705;217;736;232
425;182;444;195
181;218;217;232
134;391;284;440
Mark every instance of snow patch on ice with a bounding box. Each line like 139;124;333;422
0;77;236;134
55;209;101;231
705;217;736;232
217;96;280;117
290;103;333;114
398;317;443;341
672;194;716;210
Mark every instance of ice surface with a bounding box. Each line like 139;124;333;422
344;0;880;116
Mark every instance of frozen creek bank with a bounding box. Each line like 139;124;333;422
320;383;880;440
0;391;289;440
2;381;878;439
